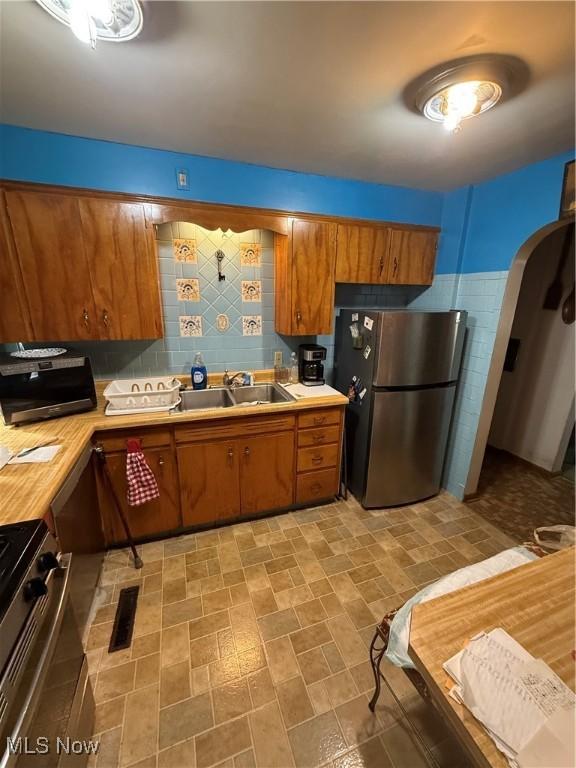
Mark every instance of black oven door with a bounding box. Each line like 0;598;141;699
0;556;95;768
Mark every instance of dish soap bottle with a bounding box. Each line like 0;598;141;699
290;352;299;384
191;352;207;390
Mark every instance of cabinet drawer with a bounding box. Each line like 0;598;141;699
95;428;172;453
297;444;339;473
296;468;339;504
297;408;341;430
176;414;295;444
297;425;340;448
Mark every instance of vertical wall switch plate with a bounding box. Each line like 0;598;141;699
274;351;283;367
176;168;190;190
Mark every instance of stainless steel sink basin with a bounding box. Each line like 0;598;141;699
179;388;235;411
230;383;295;406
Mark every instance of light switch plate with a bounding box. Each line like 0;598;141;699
274;351;283;367
176;168;190;190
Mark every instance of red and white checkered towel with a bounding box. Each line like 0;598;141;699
126;438;160;506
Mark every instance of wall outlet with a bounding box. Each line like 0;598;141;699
274;351;283;367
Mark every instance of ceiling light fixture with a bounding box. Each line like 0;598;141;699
411;55;528;134
35;0;143;48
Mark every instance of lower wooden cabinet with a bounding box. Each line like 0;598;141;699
178;440;241;526
94;406;343;543
178;431;294;525
240;433;294;517
96;446;181;545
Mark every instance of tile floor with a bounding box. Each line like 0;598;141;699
86;492;516;768
468;447;575;542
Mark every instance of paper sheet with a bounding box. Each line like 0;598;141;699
443;628;576;765
9;445;61;464
517;706;576;768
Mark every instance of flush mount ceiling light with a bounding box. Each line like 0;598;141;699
411;54;529;134
35;0;143;48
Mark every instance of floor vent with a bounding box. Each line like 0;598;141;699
108;585;139;653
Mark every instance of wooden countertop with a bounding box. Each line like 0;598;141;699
0;381;347;526
409;547;576;768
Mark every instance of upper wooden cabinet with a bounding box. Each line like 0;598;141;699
335;223;438;287
5;190;98;341
0;193;35;342
387;228;437;285
335;225;391;284
3;187;163;342
78;198;163;339
275;219;337;335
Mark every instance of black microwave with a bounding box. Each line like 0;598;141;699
0;355;97;425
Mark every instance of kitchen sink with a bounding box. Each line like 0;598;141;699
179;388;236;411
230;383;295;406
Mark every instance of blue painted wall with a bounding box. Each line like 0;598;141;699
460;149;574;273
0;124;442;225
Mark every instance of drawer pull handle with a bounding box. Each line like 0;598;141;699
313;416;326;425
311;483;321;494
312;434;325;443
311;455;323;465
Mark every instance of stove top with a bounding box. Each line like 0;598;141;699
0;519;47;621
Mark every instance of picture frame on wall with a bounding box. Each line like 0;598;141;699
559;159;575;219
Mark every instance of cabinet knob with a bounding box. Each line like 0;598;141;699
103;310;110;327
379;257;384;275
82;308;89;327
244;446;250;458
393;257;399;277
295;311;302;325
227;447;234;465
158;456;164;467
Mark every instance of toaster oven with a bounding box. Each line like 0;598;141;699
0;355;97;426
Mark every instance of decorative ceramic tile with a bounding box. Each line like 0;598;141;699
179;316;203;337
242;315;262;336
216;314;230;333
173;238;197;263
240;243;262;267
241;280;262;303
176;278;200;302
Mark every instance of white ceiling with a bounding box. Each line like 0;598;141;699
0;1;574;190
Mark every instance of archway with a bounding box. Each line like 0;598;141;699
465;217;575;497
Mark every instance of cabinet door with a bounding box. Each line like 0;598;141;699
240;433;295;516
387;229;437;285
97;447;181;545
79;198;163;340
0;194;35;342
178;441;241;526
335;225;391;284
292;219;337;334
5;190;98;340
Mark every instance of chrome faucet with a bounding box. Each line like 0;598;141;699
222;369;249;387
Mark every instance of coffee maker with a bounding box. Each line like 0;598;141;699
298;344;327;386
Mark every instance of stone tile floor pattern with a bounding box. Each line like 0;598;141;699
468;447;575;543
86;492;516;768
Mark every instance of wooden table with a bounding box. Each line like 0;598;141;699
409;547;575;768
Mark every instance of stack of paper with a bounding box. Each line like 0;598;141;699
443;628;575;767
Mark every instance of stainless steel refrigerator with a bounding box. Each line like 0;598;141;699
334;310;466;508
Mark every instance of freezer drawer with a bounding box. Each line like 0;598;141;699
364;385;455;507
373;311;466;387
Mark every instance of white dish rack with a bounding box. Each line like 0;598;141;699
103;376;182;414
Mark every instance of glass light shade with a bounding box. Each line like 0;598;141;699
423;80;502;131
